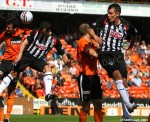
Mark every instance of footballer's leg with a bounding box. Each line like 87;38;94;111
0;96;4;122
4;83;16;122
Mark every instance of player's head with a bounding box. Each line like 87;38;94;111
107;3;121;23
5;17;20;35
79;23;90;36
39;21;51;36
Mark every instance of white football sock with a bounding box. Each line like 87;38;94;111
0;74;13;94
122;101;130;116
125;88;129;98
43;72;53;95
116;80;131;107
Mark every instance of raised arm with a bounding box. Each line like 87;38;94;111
88;28;103;45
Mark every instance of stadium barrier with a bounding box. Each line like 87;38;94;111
4;97;150;116
40;106;150;116
34;98;150;116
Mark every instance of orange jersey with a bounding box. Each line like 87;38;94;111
77;37;98;75
0;28;31;61
23;28;32;38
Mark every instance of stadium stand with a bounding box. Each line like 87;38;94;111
0;33;149;99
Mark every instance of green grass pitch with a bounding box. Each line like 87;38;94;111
9;115;148;122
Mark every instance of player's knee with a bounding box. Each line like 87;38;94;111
43;65;51;73
82;104;90;113
7;85;16;96
82;107;90;113
10;70;18;78
0;72;3;80
112;70;122;80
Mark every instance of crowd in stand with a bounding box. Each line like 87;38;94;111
0;33;149;99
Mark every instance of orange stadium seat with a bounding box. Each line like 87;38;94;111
65;45;72;49
130;53;138;63
35;89;45;98
70;48;77;53
60;39;67;45
71;54;77;60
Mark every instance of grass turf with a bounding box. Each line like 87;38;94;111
9;115;148;122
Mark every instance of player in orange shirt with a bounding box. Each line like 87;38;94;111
77;23;103;122
0;17;31;122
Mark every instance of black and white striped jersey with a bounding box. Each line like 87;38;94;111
26;29;65;59
93;15;137;52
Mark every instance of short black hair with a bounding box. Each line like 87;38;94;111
6;17;20;28
108;3;121;14
39;21;51;31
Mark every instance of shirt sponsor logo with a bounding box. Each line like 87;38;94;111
109;30;123;39
36;41;47;51
11;40;22;44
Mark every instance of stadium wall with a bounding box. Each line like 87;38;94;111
4;97;33;115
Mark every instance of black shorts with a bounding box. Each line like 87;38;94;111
98;52;127;78
0;96;4;107
78;74;102;102
0;60;14;76
0;60;18;85
14;52;47;73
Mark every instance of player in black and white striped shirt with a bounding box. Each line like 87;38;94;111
0;21;71;101
89;3;138;121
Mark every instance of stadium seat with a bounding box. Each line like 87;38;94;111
65;45;72;49
60;39;67;45
35;89;45;98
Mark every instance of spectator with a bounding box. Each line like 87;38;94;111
69;62;77;79
53;57;64;71
136;42;142;55
34;79;44;91
106;80;114;89
15;86;23;97
131;64;139;76
25;67;34;77
146;78;150;87
140;40;147;53
132;74;142;87
125;53;132;65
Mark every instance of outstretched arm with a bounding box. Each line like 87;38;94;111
126;21;138;55
126;34;137;55
0;31;6;45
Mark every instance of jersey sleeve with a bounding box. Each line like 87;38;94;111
121;18;138;37
91;14;107;35
27;29;36;43
0;31;6;42
128;23;138;36
78;39;93;54
54;38;65;55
